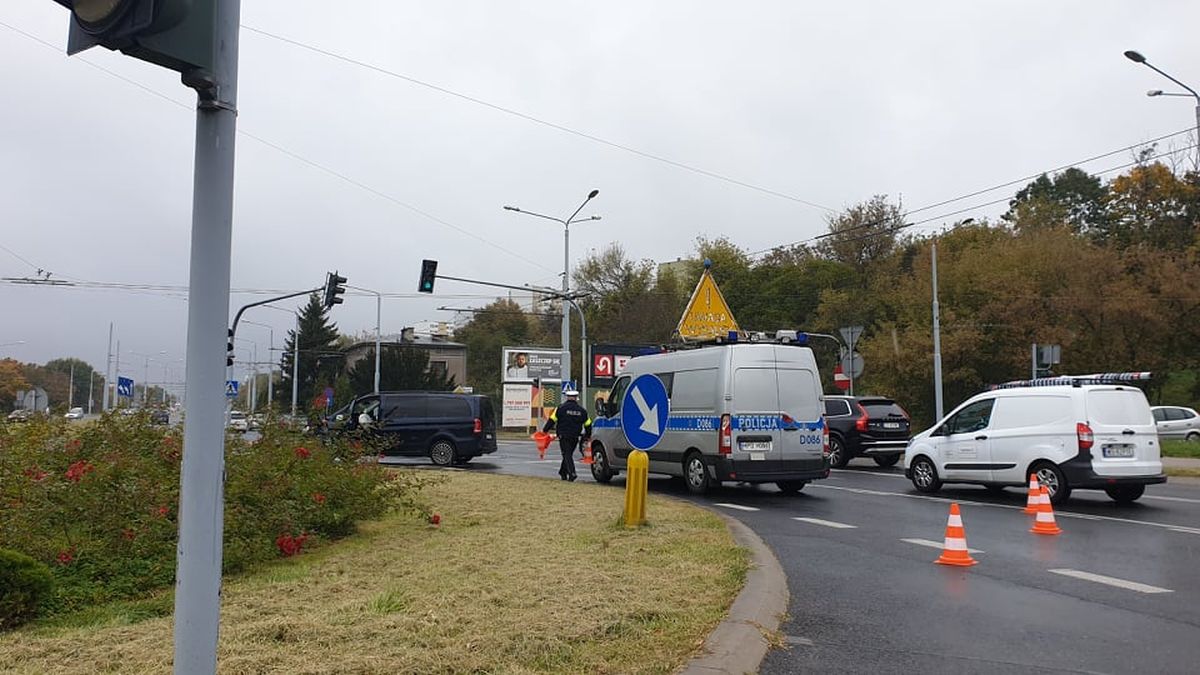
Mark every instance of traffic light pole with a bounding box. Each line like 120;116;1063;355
174;1;241;672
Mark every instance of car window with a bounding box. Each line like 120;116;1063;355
948;399;994;435
383;396;427;419
1181;409;1198;420
654;373;675;398
429;397;471;418
1153;408;1168;422
671;369;718;411
1165;408;1189;421
860;400;907;418
824;399;852;417
607;376;631;416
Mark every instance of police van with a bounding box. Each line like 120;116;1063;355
589;338;830;494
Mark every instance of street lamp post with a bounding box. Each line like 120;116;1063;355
930;218;972;421
1125;50;1200;170
243;320;276;409
504;189;600;386
347;286;383;395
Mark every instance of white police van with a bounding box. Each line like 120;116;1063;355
589;338;830;494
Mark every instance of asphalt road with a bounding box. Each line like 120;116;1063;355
384;441;1200;674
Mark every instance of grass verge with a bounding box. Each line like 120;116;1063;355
1166;467;1200;478
1161;440;1200;459
0;472;747;674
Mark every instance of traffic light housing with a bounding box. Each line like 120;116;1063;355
323;271;347;309
418;259;438;293
53;1;216;82
226;328;234;367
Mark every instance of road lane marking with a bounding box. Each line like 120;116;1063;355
1144;494;1200;504
901;538;983;554
714;503;759;512
792;517;857;529
1048;569;1173;594
832;468;906;479
809;484;1199;536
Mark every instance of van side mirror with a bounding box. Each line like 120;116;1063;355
595;401;607;417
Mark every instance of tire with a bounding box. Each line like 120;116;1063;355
1105;484;1145;504
1030;461;1071;505
1187;432;1200;443
873;454;900;468
776;481;807;494
429;439;456;467
452;456;473;465
910;456;942;494
590;443;614;483
683;451;712;495
828;435;850;469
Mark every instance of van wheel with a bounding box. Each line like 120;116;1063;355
429;439;456;467
1105;485;1145;503
590;443;614;484
910;456;941;493
873;454;900;468
828;436;850;468
683;452;712;495
452;456;473;466
776;481;806;494
1031;461;1071;505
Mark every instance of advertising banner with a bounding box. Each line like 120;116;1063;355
502;347;562;383
502;383;532;427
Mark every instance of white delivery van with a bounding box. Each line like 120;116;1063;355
590;342;830;494
904;375;1165;504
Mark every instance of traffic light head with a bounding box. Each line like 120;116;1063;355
418;259;438;293
323;271;347;309
226;328;234;367
55;0;216;82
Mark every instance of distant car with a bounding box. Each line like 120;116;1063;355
823;396;912;468
229;411;249;432
1151;406;1200;442
6;409;34;423
248;413;265;431
118;407;139;417
64;407;85;420
149;409;171;425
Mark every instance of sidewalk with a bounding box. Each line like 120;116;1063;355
1163;456;1200;469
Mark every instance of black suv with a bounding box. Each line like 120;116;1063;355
823;396;911;468
326;391;497;466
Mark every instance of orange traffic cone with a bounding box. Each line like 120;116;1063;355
1023;474;1041;514
1030;486;1063;535
532;431;553;460
581;440;594;465
934;503;978;567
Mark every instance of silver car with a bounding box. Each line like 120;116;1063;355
1151;406;1200;442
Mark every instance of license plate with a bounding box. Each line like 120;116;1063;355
1102;444;1135;458
883;422;901;429
740;441;771;452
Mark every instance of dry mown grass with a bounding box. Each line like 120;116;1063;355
0;472;747;674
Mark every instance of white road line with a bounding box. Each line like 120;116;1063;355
793;517;858;529
832;468;907;479
809;484;1198;536
715;503;760;512
1048;568;1173;594
901;538;984;554
1144;494;1200;505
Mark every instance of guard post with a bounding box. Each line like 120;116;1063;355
624;450;649;527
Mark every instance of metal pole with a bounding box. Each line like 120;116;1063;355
561;222;571;386
1194;104;1200;172
115;340;121;407
266;327;273;409
1032;343;1038;380
144;357;150;407
68;362;75;409
103;323;113;412
174;1;240;671
375;293;381;395
931;241;944;421
291;313;299;417
250;344;257;413
88;369;94;415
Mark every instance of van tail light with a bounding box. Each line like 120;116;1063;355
1076;422;1094;454
855;404;869;432
473;418;483;434
719;414;732;455
822;423;831;459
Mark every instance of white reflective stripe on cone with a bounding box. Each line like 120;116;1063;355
944;537;968;550
948;514;963;527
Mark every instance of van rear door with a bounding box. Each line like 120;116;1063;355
730;366;786;479
1085;387;1161;477
776;365;826;471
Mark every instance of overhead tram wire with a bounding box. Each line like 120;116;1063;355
239;24;836;213
746;131;1198;257
0;20;555;276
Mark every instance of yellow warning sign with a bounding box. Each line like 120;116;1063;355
677;270;740;340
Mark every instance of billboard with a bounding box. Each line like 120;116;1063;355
588;343;660;390
501;347;562;383
502;384;532;427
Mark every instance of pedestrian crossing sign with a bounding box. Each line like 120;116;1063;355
226;380;239;398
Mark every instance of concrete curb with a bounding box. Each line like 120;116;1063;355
680;512;789;675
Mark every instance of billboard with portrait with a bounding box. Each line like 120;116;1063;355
501;347;562;383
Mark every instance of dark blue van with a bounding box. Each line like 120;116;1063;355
328;392;497;465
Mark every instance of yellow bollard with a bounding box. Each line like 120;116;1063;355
624;450;649;528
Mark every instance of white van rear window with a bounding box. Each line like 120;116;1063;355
1086;389;1153;426
990;395;1072;430
778;368;821;420
734;368;778;412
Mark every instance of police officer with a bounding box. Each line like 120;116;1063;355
543;387;592;481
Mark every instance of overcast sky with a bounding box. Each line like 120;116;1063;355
1;1;1197;390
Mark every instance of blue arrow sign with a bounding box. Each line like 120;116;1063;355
225;380;239;398
621;373;670;451
117;377;134;398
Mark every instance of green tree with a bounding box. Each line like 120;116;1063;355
347;346;457;395
43;358;101;411
816;195;905;272
1100;162;1199;250
453;299;535;399
0;359;29;410
279;293;342;412
1003;167;1108;234
573;243;685;346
